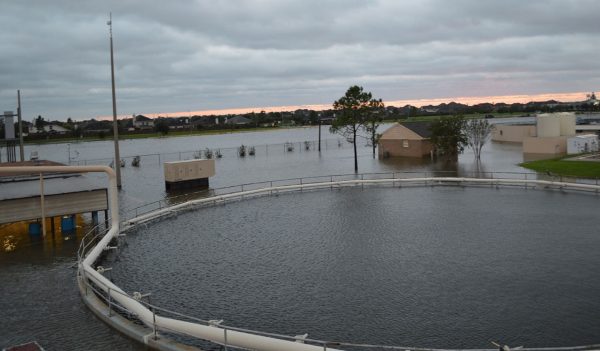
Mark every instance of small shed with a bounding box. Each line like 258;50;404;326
378;122;434;158
567;134;599;154
164;159;216;190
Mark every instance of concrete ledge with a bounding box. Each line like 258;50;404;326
78;277;202;351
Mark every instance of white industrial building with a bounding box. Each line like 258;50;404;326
567;134;599;154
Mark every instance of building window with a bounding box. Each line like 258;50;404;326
403;140;409;148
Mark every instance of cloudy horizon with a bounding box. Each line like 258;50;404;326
1;0;599;121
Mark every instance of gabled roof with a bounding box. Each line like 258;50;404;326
403;122;432;138
134;115;152;121
380;122;432;140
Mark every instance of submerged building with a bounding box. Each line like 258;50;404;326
378;122;434;158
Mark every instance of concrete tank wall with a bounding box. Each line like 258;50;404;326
537;114;561;138
559;113;576;136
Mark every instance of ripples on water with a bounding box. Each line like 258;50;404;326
110;186;600;349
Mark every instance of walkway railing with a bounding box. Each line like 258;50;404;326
77;175;600;351
121;170;600;223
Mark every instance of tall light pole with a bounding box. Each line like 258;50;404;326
108;13;122;188
17;90;24;161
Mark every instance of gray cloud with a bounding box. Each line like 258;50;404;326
1;0;599;120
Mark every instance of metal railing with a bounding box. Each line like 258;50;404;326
121;170;600;223
78;175;600;351
121;171;528;222
69;138;350;166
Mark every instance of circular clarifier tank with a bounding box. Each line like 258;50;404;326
111;186;600;349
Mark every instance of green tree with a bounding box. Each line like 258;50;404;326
331;85;381;172
34;115;45;132
429;115;467;160
364;99;385;159
155;121;169;135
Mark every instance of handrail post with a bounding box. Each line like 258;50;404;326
153;307;158;340
108;287;112;317
224;328;229;351
83;270;88;296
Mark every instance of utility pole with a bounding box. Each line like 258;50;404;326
318;116;322;152
17;90;24;161
108;13;122;188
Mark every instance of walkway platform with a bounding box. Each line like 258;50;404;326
0;161;108;225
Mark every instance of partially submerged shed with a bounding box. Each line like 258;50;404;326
378;122;434;158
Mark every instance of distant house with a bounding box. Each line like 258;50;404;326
378;122;434;158
224;116;252;125
133;115;154;129
169;117;191;130
29;124;69;135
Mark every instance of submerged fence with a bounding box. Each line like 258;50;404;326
69;138;351;166
78;174;600;351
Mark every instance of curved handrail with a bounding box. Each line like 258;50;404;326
81;175;600;351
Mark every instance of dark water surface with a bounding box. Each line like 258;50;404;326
111;187;600;349
0;127;560;350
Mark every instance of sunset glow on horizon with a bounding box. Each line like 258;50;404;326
101;91;594;120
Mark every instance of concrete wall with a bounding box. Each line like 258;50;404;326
379;139;433;158
523;136;567;157
492;125;536;143
567;135;599;154
164;159;215;182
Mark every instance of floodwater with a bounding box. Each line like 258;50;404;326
0;125;560;350
19;125;529;210
111;186;600;348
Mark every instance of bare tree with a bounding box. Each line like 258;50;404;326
465;119;494;160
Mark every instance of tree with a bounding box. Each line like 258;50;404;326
34;115;45;132
464;119;494;160
155;121;169;135
364;99;385;159
331;85;379;172
429;115;467;160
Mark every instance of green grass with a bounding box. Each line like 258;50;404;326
520;157;600;179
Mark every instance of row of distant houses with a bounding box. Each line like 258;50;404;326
131;114;256;130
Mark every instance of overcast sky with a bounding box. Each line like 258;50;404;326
1;0;599;121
